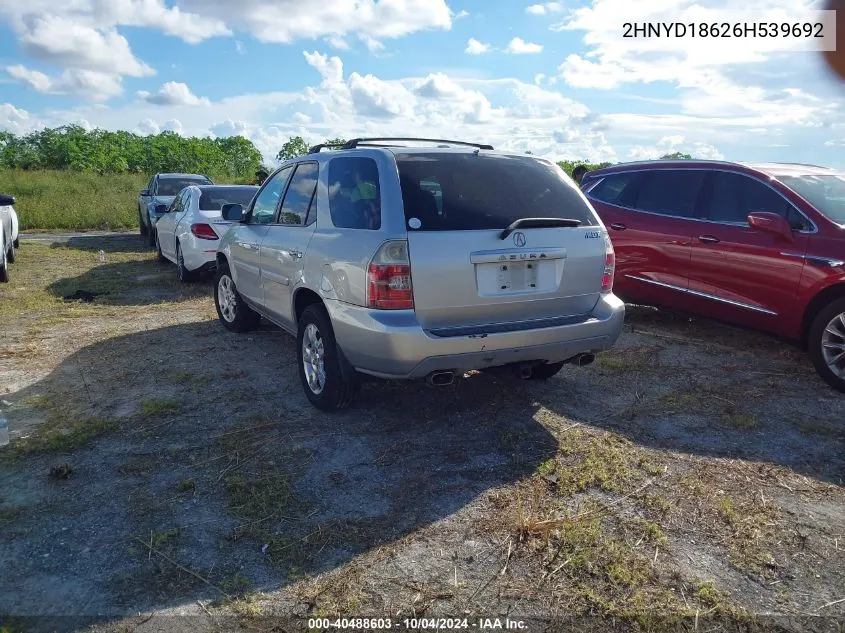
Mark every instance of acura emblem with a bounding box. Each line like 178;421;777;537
513;231;526;247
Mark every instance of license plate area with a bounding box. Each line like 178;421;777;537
496;260;537;292
471;247;566;297
475;259;563;296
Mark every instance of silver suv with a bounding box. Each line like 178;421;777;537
214;138;625;411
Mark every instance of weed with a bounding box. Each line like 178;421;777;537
177;479;196;493
14;416;118;455
139;398;179;417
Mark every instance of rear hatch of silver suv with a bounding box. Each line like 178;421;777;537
395;150;609;333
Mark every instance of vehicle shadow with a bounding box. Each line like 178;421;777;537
0;320;558;630
45;235;213;306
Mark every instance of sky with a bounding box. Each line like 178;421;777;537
0;0;843;167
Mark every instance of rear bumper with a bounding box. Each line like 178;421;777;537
327;293;626;379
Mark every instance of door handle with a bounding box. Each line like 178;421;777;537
279;249;303;260
698;235;720;244
239;242;256;250
609;223;626;231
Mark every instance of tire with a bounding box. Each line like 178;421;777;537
176;242;195;282
148;218;157;247
0;244;8;283
154;230;166;262
6;237;14;264
139;208;148;237
808;297;845;393
527;361;565;380
214;263;260;333
297;304;360;411
13;238;19;249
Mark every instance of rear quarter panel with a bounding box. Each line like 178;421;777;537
302;150;408;311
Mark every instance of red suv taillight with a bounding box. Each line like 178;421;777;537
191;223;218;240
367;240;414;310
601;234;615;294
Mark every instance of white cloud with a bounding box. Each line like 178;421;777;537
0;102;33;134
234;40;245;55
6;65;124;100
526;2;564;15
359;34;385;53
465;38;491;55
137;81;210;106
534;73;546;85
210;119;248;137
348;72;415;119
17;17;153;78
627;135;724;161
162;119;183;134
325;35;350;50
455;9;470;19
178;0;452;43
506;37;543;54
136;118;160;135
303;50;344;86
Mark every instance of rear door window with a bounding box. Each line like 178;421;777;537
395;153;596;231
632;170;706;218
328;157;381;230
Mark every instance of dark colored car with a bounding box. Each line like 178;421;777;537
138;173;214;246
582;160;845;392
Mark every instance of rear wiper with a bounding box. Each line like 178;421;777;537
499;217;582;240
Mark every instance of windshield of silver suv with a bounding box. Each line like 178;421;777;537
779;173;845;225
395;152;598;231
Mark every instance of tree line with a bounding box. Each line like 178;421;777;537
0;126;695;182
0;125;263;179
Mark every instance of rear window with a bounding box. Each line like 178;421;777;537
395;153;597;231
198;187;258;211
157;177;211;196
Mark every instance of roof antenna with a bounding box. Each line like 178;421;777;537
473;148;480;156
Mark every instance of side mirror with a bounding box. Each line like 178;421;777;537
748;211;794;242
221;203;244;222
0;194;15;206
140;189;150;197
155;204;168;214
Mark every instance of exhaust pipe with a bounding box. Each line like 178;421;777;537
427;370;455;386
573;353;595;367
513;363;534;379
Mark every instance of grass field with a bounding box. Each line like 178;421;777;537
0;170;250;231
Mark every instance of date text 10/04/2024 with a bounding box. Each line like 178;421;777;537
306;618;528;630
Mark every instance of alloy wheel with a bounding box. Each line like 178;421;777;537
217;275;237;322
302;323;326;395
821;311;845;378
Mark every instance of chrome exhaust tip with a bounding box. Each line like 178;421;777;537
427;370;455;386
574;353;595;367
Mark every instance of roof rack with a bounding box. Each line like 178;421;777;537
307;143;346;154
342;137;494;150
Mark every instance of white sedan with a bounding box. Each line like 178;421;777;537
154;184;258;282
0;192;20;283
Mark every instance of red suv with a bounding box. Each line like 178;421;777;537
582;160;845;392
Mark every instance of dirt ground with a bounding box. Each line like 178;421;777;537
0;235;843;633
